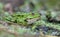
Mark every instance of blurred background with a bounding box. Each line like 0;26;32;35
0;0;60;37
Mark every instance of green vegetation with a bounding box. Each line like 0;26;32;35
0;0;60;37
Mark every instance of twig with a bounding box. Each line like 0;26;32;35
0;26;19;37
